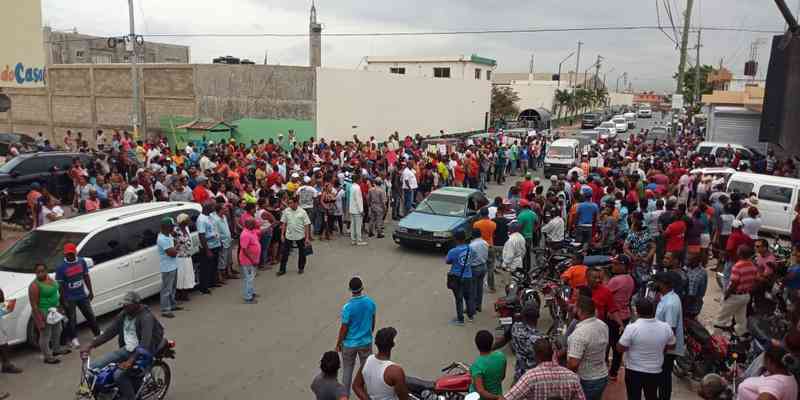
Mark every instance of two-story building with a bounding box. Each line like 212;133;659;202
364;54;497;81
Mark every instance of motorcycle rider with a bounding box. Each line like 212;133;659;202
81;291;165;400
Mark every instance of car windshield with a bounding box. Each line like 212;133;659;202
0;156;23;174
548;146;574;158
0;230;87;273
613;118;626;124
416;194;466;217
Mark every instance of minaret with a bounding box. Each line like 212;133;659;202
309;1;322;67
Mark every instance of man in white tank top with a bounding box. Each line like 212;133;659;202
352;327;409;400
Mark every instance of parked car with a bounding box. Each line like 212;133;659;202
623;112;637;129
599;121;616;132
638;107;652;118
726;172;800;236
392;187;488;249
596;127;616;140
581;113;602;129
0;133;37;157
0;202;201;346
0;152;94;221
612;117;628;133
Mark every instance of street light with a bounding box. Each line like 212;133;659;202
557;51;576;89
616;72;628;93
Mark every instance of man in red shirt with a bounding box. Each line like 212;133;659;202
587;268;623;326
715;244;758;336
664;217;686;256
519;174;535;200
192;176;211;203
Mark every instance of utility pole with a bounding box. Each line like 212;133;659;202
556;51;575;89
674;0;695;134
574;41;583;89
693;29;702;108
127;0;142;138
528;54;535;84
594;55;602;90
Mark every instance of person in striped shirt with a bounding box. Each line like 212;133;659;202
714;244;758;336
500;338;586;400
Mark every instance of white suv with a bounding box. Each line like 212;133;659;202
0;202;200;346
638;108;652;118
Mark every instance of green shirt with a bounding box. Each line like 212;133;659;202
517;209;537;240
469;351;507;398
509;145;518;161
35;280;60;311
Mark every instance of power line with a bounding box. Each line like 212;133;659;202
42;25;784;44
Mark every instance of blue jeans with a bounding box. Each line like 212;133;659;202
160;270;177;313
259;231;272;266
450;276;475;322
581;376;608;400
241;265;256;301
403;189;415;215
91;348;136;400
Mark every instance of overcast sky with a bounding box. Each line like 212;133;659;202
42;0;794;92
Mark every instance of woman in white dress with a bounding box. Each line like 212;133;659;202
174;213;196;301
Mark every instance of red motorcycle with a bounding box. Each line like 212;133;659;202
407;362;471;400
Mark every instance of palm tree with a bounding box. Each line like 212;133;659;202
574;89;591;115
594;87;609;108
554;89;572;119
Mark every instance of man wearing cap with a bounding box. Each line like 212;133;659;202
157;217;180;318
654;271;684;400
335;277;377;396
82;291;165;400
56;243;101;348
297;175;319;233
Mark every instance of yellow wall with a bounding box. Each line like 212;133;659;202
0;0;46;88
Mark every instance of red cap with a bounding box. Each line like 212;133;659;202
519;199;530;208
64;243;78;255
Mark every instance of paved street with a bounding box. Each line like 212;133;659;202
2;117;702;400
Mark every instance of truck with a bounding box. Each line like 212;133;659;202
706;106;769;155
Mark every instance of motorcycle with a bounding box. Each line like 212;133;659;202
495;268;542;332
0;189;33;230
673;318;747;382
76;340;176;400
407;362;471;400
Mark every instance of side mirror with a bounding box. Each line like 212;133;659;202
84;258;95;269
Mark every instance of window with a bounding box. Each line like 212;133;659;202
433;67;451;78
698;146;713;155
79;228;123;265
486;70;492;81
728;180;754;195
92;54;112;64
474;68;482;80
0;231;87;273
75;50;85;58
759;185;793;204
389;67;406;75
14;158;51;175
119;216;161;252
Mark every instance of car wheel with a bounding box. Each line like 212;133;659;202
26;318;40;349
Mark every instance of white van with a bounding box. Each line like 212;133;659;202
695;141;763;169
544;138;580;177
726;172;800;236
0;202;201;346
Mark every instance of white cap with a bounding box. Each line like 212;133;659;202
303;176;311;183
291;172;300;178
550;175;558;181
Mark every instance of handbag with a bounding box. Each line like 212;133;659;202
304;243;314;256
446;246;470;290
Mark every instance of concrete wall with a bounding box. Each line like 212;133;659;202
608;92;634;107
366;61;495;81
194;64;315;122
316;68;490;142
0;64;315;145
44;28;190;65
504;81;558;112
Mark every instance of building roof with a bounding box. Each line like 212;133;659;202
365;54;496;67
176;119;236;131
701;86;764;112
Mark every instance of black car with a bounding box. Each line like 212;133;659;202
0;152;94;215
0;133;37;157
581;113;601;128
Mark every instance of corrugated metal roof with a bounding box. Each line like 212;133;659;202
176;119;235;131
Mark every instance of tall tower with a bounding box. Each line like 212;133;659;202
309;1;322;67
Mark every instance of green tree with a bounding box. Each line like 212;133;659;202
673;64;714;111
554;89;573;119
594;87;609;107
491;86;520;121
574;89;592;115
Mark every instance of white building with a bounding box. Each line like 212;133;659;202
364;54;497;81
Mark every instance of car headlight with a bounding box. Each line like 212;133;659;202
396;227;408;233
433;231;453;238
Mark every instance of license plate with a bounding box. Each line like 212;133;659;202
499;317;513;326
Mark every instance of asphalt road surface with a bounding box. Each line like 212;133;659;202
3;120;702;400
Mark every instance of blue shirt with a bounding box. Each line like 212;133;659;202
468;239;489;273
157;233;178;273
787;265;800;290
446;244;473;279
211;212;232;248
656;290;685;356
576;202;599;226
341;295;377;348
196;213;221;249
55;257;90;301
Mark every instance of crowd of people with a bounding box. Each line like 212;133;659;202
3;117;800;400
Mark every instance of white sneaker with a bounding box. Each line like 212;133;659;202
71;338;80;349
